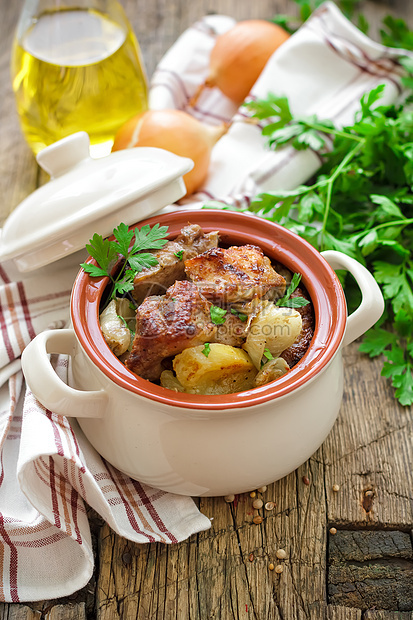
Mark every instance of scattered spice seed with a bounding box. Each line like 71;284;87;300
332;484;340;492
250;491;256;498
265;501;275;511
249;553;254;562
275;564;284;574
330;527;337;535
257;486;267;493
276;549;287;560
253;516;263;524
302;476;310;485
252;498;263;509
224;494;235;503
269;563;275;571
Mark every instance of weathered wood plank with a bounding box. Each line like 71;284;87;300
324;345;413;528
1;1;413;619
0;605;41;620
364;612;413;619
327;606;362;620
44;603;86;620
328;530;413;611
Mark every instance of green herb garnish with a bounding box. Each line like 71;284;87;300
263;348;274;361
210;305;227;324
202;343;211;357
118;315;135;340
243;80;413;405
276;273;310;308
81;222;169;301
230;307;248;321
174;250;184;260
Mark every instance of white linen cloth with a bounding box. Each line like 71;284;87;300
0;2;410;603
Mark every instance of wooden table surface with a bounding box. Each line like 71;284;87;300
1;1;413;619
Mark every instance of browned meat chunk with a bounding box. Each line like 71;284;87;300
211;310;249;347
132;224;219;303
126;280;216;381
185;245;286;304
280;287;314;367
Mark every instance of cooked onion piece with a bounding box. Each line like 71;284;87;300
244;302;302;369
173;343;257;395
160;370;186;392
100;298;135;356
253;357;290;388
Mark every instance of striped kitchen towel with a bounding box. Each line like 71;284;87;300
1;1;411;603
0;266;211;603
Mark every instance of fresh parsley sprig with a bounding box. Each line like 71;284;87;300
202;343;211;357
241;83;413;405
81;222;169;301
210;305;227;324
276;273;310;308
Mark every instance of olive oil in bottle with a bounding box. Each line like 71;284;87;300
11;7;148;157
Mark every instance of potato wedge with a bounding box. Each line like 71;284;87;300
173;343;257;395
244;302;302;369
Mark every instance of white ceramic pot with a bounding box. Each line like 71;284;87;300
22;210;384;496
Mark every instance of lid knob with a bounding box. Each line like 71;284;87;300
36;132;91;179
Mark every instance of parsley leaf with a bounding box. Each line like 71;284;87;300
239;79;413;405
276;273;310;308
202;343;211;357
263;348;274;361
210;306;227;324
81;223;169;306
230;307;248;322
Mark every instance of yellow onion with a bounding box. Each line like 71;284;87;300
191;19;290;106
112;109;228;196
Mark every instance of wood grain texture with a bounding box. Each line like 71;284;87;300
0;1;412;619
0;605;41;620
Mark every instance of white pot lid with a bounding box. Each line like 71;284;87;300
0;132;194;274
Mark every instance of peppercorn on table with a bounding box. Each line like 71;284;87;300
1;1;413;618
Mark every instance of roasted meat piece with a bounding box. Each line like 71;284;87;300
211;309;249;347
185;244;286;304
280;288;314;367
126;280;216;381
132;224;219;303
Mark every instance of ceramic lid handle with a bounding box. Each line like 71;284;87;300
36;132;91;179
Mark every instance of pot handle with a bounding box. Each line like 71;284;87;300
321;250;384;347
21;329;107;419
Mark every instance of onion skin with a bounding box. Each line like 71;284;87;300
193;19;290;105
112;109;228;196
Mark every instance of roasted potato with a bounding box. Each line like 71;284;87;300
172;343;257;395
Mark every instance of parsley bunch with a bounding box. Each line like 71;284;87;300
81;222;169;301
240;85;413;405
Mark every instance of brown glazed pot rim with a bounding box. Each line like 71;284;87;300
71;209;347;410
